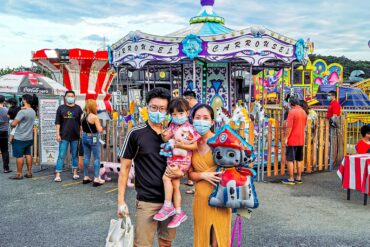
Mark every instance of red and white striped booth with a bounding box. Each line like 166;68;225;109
32;49;115;111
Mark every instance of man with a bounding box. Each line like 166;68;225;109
183;90;200;191
9;94;36;179
118;87;181;247
54;90;83;182
0;95;11;173
326;91;341;169
183;90;200;123
282;97;307;185
326;91;341;120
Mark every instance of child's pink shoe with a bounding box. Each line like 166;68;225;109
167;211;188;228
153;205;175;221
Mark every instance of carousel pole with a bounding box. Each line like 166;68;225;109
169;65;173;97
126;68;130;108
261;67;265;182
193;59;196;94
248;64;253;111
229;62;233;111
153;67;156;89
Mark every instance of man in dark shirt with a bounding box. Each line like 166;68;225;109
54;90;83;182
118;87;181;247
183;90;199;191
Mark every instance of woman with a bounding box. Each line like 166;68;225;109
188;104;232;247
81;99;104;187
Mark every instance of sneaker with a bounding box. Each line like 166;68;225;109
168;211;188;228
73;174;80;180
153;205;175;221
282;179;295;185
3;169;12;173
294;179;303;184
54;176;62;182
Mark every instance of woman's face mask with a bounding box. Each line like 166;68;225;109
193;120;212;136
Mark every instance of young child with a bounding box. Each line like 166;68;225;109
356;124;370;154
154;98;201;228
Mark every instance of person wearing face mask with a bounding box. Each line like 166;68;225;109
326;91;341;120
186;104;231;247
8;94;36;179
54;90;83;182
117;87;179;247
153;98;201;228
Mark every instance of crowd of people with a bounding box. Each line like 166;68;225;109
1;88;369;247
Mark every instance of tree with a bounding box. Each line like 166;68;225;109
308;54;370;81
0;66;53;78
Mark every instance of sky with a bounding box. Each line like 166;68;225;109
0;0;369;68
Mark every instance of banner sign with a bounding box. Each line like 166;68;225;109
39;98;60;165
208;35;294;57
113;40;179;62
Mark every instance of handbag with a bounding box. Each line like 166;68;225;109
105;216;134;247
230;215;242;247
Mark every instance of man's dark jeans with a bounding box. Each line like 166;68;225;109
0;131;9;170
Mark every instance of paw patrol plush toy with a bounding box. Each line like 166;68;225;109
207;125;259;210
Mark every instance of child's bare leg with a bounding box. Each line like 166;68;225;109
163;174;173;207
172;178;182;213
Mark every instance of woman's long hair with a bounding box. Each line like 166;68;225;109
85;99;97;115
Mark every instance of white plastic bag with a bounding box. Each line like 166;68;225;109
105;216;134;247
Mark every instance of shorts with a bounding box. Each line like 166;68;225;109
12;139;33;158
167;160;191;172
135;200;176;246
286;146;303;162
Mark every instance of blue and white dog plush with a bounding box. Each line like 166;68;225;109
207;125;259;210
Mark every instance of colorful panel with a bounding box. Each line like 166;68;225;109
206;63;228;113
182;64;202;102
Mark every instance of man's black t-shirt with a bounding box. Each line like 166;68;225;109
119;122;167;203
55;104;83;141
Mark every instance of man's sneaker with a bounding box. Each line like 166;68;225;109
153;205;175;221
168;211;188;228
294;179;303;184
282;179;295;185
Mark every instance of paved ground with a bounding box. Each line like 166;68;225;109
0;160;369;247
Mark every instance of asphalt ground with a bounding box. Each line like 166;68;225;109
0;160;369;247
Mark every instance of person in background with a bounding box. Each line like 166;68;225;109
0;95;11;173
183;90;200;193
282;97;307;185
326;91;341;120
81;99;104;186
356;125;370;154
54;90;83;182
112;109;119;121
8;94;36;180
7;98;21;144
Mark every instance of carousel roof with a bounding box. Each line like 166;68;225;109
168;0;233;37
110;0;312;68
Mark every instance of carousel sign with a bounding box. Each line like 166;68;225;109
113;40;179;62
208;35;294;57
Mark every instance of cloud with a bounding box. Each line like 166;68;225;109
0;0;369;68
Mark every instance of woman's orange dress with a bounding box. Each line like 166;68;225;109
192;150;232;247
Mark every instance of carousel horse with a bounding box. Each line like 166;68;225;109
215;107;231;131
230;105;250;139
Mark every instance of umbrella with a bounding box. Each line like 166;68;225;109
0;71;67;95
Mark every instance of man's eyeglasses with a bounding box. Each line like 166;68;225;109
148;105;167;113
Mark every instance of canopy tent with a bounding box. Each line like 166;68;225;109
32;49;115;111
316;85;370;107
0;71;67;95
110;0;312;111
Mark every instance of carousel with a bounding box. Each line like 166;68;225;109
110;0;313;113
